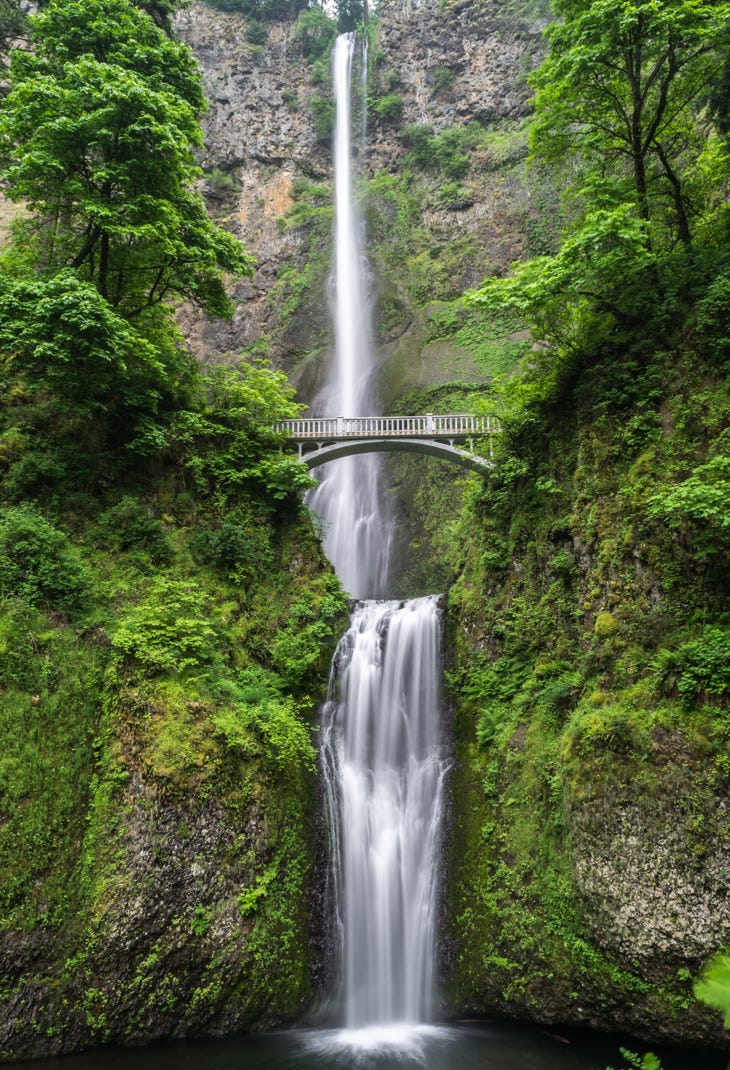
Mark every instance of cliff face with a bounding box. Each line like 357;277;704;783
444;339;730;1045
0;498;345;1063
175;0;549;403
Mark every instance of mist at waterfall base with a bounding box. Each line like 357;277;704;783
15;1026;728;1070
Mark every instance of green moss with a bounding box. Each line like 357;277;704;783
446;333;730;1029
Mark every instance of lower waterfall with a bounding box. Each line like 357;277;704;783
321;596;447;1032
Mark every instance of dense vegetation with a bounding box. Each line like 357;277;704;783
443;0;730;1046
0;0;346;1057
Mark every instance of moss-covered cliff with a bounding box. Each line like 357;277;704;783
444;322;730;1045
0;459;346;1062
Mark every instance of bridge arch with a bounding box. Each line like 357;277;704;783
295;437;494;473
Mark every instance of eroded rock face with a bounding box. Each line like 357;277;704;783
569;760;730;973
0;694;327;1062
175;0;549;383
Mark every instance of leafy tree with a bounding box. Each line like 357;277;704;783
468;0;730;355
337;0;366;33
531;0;730;249
171;362;314;504
0;0;252;317
0;504;89;610
0;271;194;486
292;5;337;62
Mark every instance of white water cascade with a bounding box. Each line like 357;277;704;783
307;32;394;600
321;597;447;1035
311;32;448;1048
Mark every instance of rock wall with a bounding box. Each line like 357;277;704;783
175;0;550;399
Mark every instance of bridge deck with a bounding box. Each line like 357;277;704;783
276;413;500;442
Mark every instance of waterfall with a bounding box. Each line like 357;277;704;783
307;32;394;600
321;598;447;1031
311;32;447;1046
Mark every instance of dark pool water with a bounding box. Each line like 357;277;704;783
15;1023;729;1070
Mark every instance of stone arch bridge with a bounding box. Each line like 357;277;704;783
275;414;501;473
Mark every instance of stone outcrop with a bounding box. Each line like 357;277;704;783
175;0;549;387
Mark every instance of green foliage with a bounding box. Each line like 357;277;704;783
111;578;219;676
336;0;364;32
0;0;27;50
694;952;730;1027
0;505;89;611
205;168;240;196
191;513;272;584
310;94;335;141
292;5;336;61
243;695;316;778
277;178;332;234
370;91;402;123
647;454;730;559
95;497;172;565
652;628;730;704
245;17;268;44
190;905;212;937
531;0;730;248
0;272;190;462
270;575;348;690
437;181;473;210
431;66;455;93
172;360;313;505
403;122;472;179
0;601;100;928
605;1050;662;1070
0;0;252;317
695;274;730;370
594;611;619;639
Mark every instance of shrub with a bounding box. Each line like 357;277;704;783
0;505;89;611
432;66;455;93
245;18;268;44
96;497;172;564
652;627;730;703
111;578;219;676
371;92;403;123
438;181;473;210
311;95;335;141
292;6;336;61
190;515;272;583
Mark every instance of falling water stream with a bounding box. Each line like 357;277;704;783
309;32;447;1049
307;32;394;599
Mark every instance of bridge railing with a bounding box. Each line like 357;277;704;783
276;413;501;439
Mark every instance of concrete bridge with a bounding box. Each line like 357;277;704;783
275;414;500;472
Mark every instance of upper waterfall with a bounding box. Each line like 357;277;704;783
307;33;394;599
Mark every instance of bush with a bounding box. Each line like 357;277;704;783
432;66;455;93
245;17;268;44
371;92;403;123
0;505;89;611
311;95;335;141
292;6;336;61
438;181;474;210
111;578;219;676
652;627;730;703
190;515;272;583
96;497;172;564
403;122;472;179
